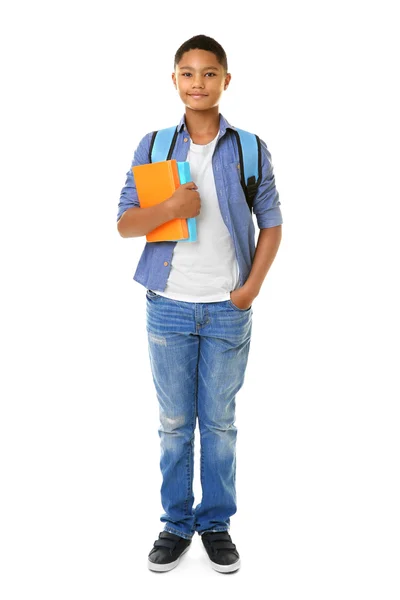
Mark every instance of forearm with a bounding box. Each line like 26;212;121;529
243;225;282;297
117;201;174;238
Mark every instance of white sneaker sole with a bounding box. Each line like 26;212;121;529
202;543;241;573
148;543;191;572
209;558;241;573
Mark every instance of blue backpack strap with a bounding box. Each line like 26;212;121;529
149;126;178;163
150;125;261;214
232;128;262;213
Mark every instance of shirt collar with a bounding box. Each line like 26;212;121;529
177;113;235;136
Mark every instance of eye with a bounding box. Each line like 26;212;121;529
181;73;192;77
205;72;216;77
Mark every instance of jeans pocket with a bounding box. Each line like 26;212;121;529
146;289;162;300
228;299;252;312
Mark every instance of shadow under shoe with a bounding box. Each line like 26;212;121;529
148;532;192;572
201;531;241;573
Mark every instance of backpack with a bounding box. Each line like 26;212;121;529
149;126;262;214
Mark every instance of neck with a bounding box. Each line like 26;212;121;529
184;107;220;136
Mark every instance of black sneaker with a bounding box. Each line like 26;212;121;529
148;531;192;572
201;531;241;573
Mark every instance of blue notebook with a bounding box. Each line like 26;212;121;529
173;162;197;243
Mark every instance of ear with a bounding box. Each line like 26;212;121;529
172;73;177;88
224;73;232;90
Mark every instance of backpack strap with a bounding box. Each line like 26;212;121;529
231;128;262;214
149;126;178;163
150;125;261;214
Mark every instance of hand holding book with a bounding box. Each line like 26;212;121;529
165;182;200;219
132;159;198;243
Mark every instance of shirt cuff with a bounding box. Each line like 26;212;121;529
256;206;283;229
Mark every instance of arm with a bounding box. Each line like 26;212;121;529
116;133;200;238
117;203;176;238
118;183;201;238
230;138;283;309
230;225;282;308
116;132;176;238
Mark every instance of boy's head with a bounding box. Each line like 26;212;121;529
174;35;228;74
172;35;231;112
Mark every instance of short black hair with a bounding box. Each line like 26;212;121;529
174;35;228;73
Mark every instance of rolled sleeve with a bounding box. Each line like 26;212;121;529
252;139;283;229
116;132;153;222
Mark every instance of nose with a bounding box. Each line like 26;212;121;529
191;74;204;89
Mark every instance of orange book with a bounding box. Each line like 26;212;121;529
132;160;189;242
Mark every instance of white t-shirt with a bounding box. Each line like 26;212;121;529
153;132;240;302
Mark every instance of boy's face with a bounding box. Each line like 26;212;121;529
172;49;231;112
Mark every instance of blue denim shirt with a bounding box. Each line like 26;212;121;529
117;113;282;291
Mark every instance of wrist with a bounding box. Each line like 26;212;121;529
242;282;260;299
163;198;176;220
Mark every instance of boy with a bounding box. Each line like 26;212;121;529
117;35;282;573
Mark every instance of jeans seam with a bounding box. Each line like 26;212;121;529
184;436;192;517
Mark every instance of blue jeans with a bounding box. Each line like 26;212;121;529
146;289;253;540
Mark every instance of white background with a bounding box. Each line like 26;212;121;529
1;0;399;598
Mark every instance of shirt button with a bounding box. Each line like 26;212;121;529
184;137;188;142
237;164;240;169
163;261;169;266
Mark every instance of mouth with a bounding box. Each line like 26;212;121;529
189;94;208;98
